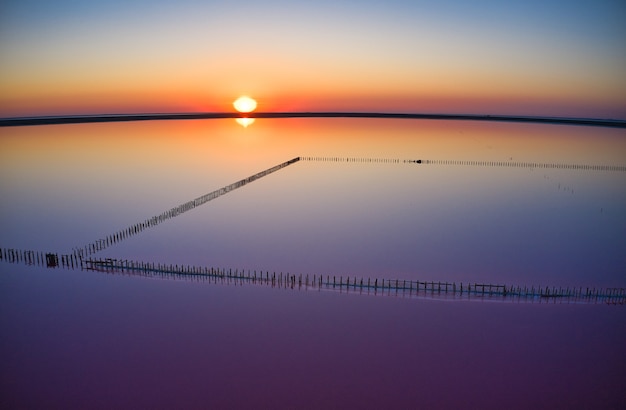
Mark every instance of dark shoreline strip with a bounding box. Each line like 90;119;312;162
73;157;300;258
1;112;625;128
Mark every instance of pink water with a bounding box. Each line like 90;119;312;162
1;118;625;408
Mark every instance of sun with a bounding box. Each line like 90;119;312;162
233;96;257;113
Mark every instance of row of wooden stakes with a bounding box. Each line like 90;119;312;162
67;155;623;264
421;159;626;171
71;157;300;258
83;259;626;304
301;156;626;171
2;248;623;305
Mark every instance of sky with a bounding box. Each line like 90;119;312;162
1;0;625;118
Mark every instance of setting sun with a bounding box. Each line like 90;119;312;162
233;96;257;113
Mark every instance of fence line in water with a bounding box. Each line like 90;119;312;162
301;156;626;171
301;156;402;163
63;154;624;259
80;259;626;305
418;159;626;171
71;157;300;258
0;247;78;269
2;248;623;305
3;153;624;304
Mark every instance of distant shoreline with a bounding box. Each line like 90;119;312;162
1;112;625;128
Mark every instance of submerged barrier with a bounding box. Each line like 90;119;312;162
68;154;624;260
80;259;626;305
301;156;626;171
72;157;300;258
0;247;79;269
2;248;623;305
2;154;624;305
301;156;402;163
418;159;626;172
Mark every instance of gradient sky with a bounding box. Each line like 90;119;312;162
1;0;625;118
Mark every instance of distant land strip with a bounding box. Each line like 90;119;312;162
1;112;625;128
1;247;624;305
73;157;300;258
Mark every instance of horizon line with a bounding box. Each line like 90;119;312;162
1;112;625;128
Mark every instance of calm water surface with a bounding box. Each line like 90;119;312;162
1;118;625;408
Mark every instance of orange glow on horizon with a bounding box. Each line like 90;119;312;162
0;88;624;120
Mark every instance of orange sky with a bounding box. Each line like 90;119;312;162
1;1;625;118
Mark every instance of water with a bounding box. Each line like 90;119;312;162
1;118;625;408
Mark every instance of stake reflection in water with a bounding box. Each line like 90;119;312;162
3;152;623;305
73;157;300;258
2;248;624;305
301;156;626;171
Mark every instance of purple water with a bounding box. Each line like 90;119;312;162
1;119;625;408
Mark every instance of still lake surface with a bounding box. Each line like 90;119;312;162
1;118;625;408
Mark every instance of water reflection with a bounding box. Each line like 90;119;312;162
302;156;626;171
235;117;255;128
72;157;299;258
1;118;625;408
2;247;624;305
1;119;625;287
